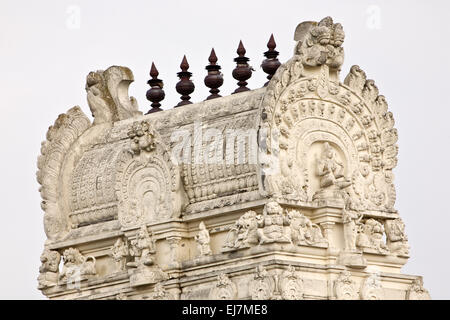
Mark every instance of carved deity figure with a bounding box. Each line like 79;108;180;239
384;218;409;256
38;249;61;289
316;142;351;192
59;248;96;282
110;238;129;272
356;218;389;254
287;210;328;246
224;210;259;249
279;266;304;300
256;202;291;244
195;221;212;257
127;225;156;268
342;198;363;252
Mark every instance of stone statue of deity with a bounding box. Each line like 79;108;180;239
195;221;212;257
256;202;291;244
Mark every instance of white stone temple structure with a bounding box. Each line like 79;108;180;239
36;17;430;300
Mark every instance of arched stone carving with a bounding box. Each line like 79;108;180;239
115;121;188;228
37;106;91;240
258;17;397;212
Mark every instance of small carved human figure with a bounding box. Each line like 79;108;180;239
110;237;129;272
287;210;328;246
38;249;61;289
316;142;351;191
127;225;156;268
223;210;258;249
342;200;363;252
59;248;96;283
195;221;212;257
256;202;291;244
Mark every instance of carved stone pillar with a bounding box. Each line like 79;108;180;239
320;222;336;250
167;237;182;268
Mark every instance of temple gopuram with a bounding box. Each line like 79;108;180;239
36;17;430;300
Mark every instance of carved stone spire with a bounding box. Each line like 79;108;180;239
146;62;165;114
261;34;281;86
232;40;252;94
175;55;195;107
204;48;224;100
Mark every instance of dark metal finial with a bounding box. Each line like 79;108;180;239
175;55;195;107
261;34;281;86
232;40;252;94
146;62;165;114
204;48;223;100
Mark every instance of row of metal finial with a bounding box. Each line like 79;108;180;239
145;34;281;114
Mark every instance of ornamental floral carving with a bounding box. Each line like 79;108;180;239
334;271;358;300
210;273;237;300
150;282;174;300
249;265;275;300
360;273;384;300
279;266;304;300
406;278;431;300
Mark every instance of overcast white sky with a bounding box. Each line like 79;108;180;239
0;0;449;299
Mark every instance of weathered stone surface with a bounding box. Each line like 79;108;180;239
36;17;429;300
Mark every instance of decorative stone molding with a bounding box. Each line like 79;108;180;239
210;273;237;300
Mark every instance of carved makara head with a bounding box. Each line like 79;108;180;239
85;66;141;125
294;17;345;69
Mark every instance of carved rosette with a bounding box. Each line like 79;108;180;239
279;266;304;300
360;273;384;300
249;266;275;300
210;273;237;300
334;271;358;300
